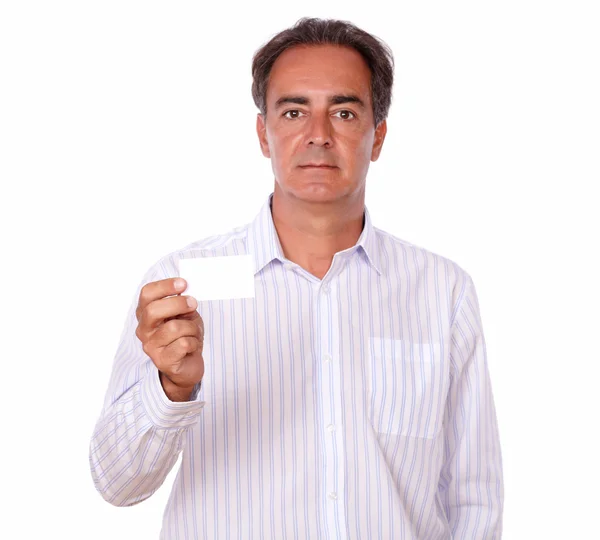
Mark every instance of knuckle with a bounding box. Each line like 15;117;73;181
186;337;197;351
178;336;190;351
165;319;180;335
170;361;184;377
137;308;148;329
145;302;155;321
138;286;149;307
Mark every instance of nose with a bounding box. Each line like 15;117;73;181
305;112;333;148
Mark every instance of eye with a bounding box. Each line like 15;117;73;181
283;110;305;119
334;110;356;120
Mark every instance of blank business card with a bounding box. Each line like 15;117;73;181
178;255;255;302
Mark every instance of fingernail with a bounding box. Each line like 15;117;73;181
174;278;185;290
187;296;197;308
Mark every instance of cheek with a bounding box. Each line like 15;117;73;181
269;131;301;167
344;132;374;168
357;130;375;153
356;136;376;170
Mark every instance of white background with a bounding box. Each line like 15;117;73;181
1;1;598;538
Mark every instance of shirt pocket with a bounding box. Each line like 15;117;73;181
367;338;447;439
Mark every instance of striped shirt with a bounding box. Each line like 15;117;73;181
90;192;504;539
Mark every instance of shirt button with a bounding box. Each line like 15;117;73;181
328;492;338;500
326;424;335;432
321;284;330;295
323;354;332;363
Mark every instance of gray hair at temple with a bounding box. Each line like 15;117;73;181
251;17;395;128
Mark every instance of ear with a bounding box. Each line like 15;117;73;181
370;119;387;161
256;113;271;158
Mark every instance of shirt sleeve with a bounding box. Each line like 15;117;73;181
89;256;206;507
438;273;504;538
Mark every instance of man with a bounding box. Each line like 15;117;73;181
90;17;504;539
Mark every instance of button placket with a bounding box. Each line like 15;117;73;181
317;279;347;533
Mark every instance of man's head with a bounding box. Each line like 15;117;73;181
252;18;394;205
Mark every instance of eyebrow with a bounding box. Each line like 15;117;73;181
274;94;366;110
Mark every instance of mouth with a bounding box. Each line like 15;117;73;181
299;165;338;169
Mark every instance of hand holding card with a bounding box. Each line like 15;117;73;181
135;277;204;402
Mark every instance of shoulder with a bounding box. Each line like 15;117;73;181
373;226;472;289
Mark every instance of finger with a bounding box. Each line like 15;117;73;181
140;294;198;333
162;336;203;369
136;278;187;321
165;313;203;341
166;309;202;323
152;318;203;349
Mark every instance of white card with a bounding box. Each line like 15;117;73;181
178;255;255;302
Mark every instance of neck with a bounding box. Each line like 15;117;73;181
270;187;365;280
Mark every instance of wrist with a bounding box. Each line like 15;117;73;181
159;371;197;402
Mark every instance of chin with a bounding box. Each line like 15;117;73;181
275;170;354;203
298;192;337;203
289;183;349;203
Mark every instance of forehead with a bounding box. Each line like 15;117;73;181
266;44;372;103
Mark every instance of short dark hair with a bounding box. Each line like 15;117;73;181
251;17;395;128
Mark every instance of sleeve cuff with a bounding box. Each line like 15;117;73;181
139;365;206;429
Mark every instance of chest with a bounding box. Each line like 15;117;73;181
197;263;452;439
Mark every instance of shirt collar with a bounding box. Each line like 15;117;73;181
246;192;382;276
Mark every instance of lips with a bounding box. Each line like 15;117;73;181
299;164;337;168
